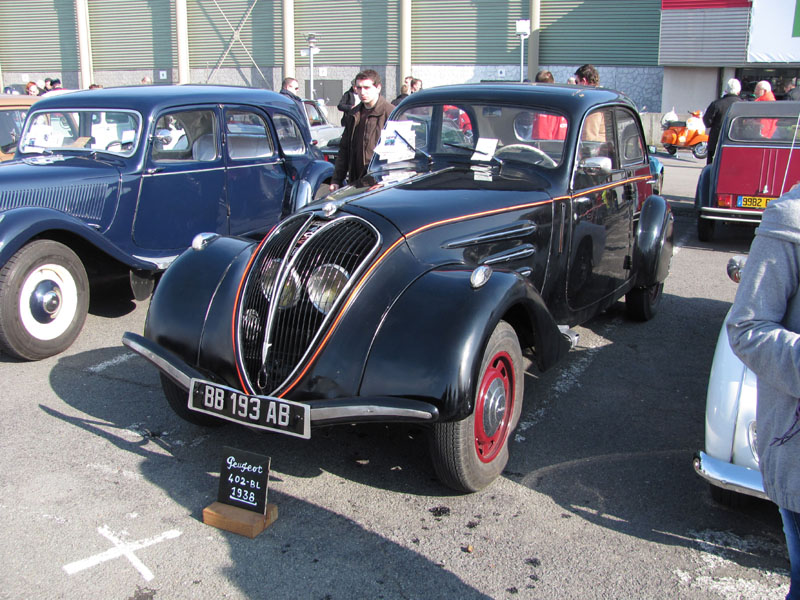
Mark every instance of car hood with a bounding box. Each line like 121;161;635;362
0;154;122;222
329;165;554;235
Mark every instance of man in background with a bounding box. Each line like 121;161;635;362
330;70;393;191
703;78;741;164
280;77;305;114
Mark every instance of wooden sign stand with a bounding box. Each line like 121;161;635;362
202;501;278;539
202;447;277;538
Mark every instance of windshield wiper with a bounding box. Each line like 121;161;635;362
394;131;434;166
442;142;504;167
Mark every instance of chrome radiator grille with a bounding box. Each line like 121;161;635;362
236;213;380;394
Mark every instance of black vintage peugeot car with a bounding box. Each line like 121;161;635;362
123;83;673;492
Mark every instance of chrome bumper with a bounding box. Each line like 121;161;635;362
121;332;439;427
693;451;768;500
698;206;762;225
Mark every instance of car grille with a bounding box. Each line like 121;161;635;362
236;212;380;395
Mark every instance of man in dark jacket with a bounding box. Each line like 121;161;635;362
337;80;359;126
330;70;394;191
279;77;305;114
703;78;741;165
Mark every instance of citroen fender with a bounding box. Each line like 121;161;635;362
695;164;713;210
144;235;254;375
360;266;570;422
0;206;155;270
633;195;674;287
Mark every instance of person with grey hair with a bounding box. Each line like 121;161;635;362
755;80;776;102
703;77;741;164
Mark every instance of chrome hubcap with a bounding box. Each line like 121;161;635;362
29;280;62;324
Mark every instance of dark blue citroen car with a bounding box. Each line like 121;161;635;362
0;85;332;360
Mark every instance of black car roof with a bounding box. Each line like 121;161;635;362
401;82;635;115
727;100;800;119
30;84;295;114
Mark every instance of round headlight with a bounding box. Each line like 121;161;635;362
242;308;261;341
260;259;301;309
307;264;350;314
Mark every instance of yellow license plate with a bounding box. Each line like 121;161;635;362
737;196;772;209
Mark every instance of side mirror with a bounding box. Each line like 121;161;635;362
578;156;612;175
727;255;747;283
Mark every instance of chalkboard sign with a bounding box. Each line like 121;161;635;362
218;447;271;515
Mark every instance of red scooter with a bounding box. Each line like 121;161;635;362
660;110;709;159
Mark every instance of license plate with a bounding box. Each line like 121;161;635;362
737;195;773;209
189;379;310;439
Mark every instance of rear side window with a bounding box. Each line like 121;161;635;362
225;109;274;160
728;115;795;142
616;109;645;166
273;113;305;155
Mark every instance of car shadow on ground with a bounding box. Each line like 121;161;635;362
506;290;788;576
44;347;492;598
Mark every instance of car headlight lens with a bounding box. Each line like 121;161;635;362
307;264;349;314
260;259;301;309
242;308;261;341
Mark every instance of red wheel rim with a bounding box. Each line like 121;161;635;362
474;351;514;463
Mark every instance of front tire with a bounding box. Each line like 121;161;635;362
429;321;523;492
626;282;663;321
0;240;89;360
692;141;708;160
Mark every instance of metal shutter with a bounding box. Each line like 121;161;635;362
540;0;661;66
0;0;79;71
659;7;749;65
188;0;283;69
294;0;399;65
89;0;176;70
411;0;528;64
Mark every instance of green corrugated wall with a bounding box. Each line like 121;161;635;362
540;0;660;66
89;0;176;70
294;0;399;65
187;0;282;69
411;0;528;64
0;0;79;71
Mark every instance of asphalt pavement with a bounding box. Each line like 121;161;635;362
0;152;791;599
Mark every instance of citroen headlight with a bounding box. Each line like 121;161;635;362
260;259;301;309
307;264;350;314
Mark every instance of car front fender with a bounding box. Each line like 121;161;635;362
359;266;570;422
633;195;674;287
144;235;255;380
0;206;154;270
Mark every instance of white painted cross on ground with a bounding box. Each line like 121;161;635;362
63;525;181;581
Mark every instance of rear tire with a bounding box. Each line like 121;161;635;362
0;240;89;360
429;321;523;492
697;217;715;242
626;282;663;321
160;373;223;427
664;145;677;156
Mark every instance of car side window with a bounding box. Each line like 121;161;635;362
272;113;305;155
225;109;274;160
615;109;645;166
304;103;325;127
578;107;616;168
152;109;214;163
0;109;27;153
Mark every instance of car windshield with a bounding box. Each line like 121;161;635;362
370;102;568;175
728;115;800;143
19;109;141;157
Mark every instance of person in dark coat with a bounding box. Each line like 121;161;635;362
337;80;359;126
279;77;305;114
330;70;394;191
392;83;409;106
703;78;741;165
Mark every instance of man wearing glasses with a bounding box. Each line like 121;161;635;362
280;77;304;113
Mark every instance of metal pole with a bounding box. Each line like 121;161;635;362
309;44;314;100
520;36;524;82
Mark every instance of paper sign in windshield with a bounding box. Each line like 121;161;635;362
375;121;416;163
471;138;498;162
